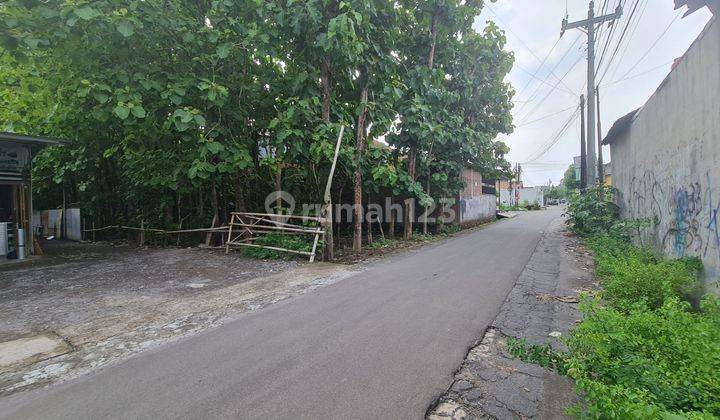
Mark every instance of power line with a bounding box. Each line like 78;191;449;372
486;4;577;95
601;59;675;87
515;35;582;113
515;63;577;96
517;54;584;125
595;0;624;73
617;10;681;80
512;37;562;100
596;0;641;84
605;0;650;83
515;105;577;128
523;106;581;163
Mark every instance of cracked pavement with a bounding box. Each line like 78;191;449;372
428;215;596;419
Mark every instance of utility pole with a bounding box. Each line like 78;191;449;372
514;163;522;206
562;1;622;185
580;95;587;190
596;85;604;183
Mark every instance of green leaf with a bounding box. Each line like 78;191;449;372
74;6;99;20
116;21;135;37
113;105;130;120
131;105;146;118
216;43;231;59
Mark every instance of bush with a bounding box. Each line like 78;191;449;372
565;186;620;235
586;235;702;311
369;238;398;249
242;233;319;260
566;296;720;419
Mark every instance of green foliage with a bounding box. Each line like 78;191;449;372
499;203;527;212
242;233;319;260
0;0;515;236
562;164;581;192
368;238;398;249
566;295;720;419
507;338;568;375
587;235;702;312
523;188;719;418
565;186;620;235
544;185;567;200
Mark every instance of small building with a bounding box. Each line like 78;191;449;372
603;163;612;187
454;169;497;225
500;186;545;207
0;132;62;257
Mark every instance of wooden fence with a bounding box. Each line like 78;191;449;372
225;212;325;262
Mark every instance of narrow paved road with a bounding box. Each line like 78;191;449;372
0;209;562;420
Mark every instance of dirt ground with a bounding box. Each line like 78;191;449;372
0;240;356;395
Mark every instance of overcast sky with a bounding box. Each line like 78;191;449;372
473;0;713;186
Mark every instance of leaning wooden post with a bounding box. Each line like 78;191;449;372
323;125;345;261
139;220;145;247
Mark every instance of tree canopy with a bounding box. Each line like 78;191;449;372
1;0;515;254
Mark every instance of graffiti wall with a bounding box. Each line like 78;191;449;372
609;19;720;286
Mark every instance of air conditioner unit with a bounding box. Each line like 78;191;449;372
0;222;8;257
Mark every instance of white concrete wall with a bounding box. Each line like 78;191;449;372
610;19;720;284
458;194;496;224
499;187;545;206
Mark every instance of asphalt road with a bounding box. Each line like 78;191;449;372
0;208;562;420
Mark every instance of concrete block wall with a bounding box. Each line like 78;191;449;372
458;195;497;225
609;19;720;285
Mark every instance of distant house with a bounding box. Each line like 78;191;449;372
602;17;719;284
603;163;612;187
1;132;62;257
454;169;497;225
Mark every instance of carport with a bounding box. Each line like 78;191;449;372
0;132;62;257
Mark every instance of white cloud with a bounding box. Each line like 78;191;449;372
474;0;712;185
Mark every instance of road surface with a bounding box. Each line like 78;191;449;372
0;208;562;420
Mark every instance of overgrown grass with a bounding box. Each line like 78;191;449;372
566;295;720;419
587;235;703;312
242;233;319;260
509;187;720;418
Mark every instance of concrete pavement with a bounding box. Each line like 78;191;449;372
0;208;562;420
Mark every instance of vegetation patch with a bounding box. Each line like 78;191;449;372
242;233;319;260
509;186;720;419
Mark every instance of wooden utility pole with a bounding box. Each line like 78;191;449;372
596;85;604;183
562;1;622;185
580;95;588;190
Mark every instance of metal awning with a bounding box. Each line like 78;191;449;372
0;132;64;147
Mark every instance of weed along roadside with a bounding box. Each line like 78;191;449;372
428;186;720;419
516;187;720;418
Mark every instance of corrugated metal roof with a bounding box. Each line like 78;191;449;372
0;132;64;146
675;0;718;16
602;109;639;145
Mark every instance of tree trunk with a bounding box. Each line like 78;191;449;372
388;196;396;239
405;5;439;240
404;147;417;239
320;56;335;260
352;75;370;252
428;6;439;69
205;177;219;246
234;169;246;213
274;166;282;212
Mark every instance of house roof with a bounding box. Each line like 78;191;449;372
675;0;718;16
602;109;640;146
0;132;64;147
